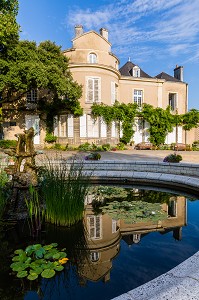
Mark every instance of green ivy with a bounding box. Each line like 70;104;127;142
91;102;138;144
141;104;174;146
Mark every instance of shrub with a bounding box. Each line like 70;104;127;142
102;143;111;151
163;153;182;163
78;142;92;151
96;146;103;151
192;140;199;151
45;133;57;143
85;152;101;160
0;140;17;149
116;142;126;150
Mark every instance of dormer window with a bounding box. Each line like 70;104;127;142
88;53;97;63
133;66;140;77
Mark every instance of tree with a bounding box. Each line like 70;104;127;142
0;1;83;132
0;0;19;51
182;109;199;144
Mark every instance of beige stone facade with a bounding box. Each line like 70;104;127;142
3;25;197;146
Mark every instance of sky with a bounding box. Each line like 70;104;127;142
17;0;199;109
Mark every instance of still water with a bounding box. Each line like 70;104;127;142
1;186;199;300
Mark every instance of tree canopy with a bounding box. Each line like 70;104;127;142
0;0;83;131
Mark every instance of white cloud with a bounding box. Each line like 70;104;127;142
66;0;199;63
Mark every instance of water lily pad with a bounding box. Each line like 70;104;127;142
41;269;55;278
32;244;42;250
30;267;43;274
51;243;58;248
17;270;28;278
59;252;67;259
25;245;34;255
27;273;38;280
35;248;45;258
14;249;24;255
54;265;64;272
52;253;61;260
43;244;53;251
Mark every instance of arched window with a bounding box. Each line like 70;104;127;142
88;53;97;63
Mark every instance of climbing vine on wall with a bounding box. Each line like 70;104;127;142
91;102;138;144
140;104;174;146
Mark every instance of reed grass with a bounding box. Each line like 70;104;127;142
40;158;90;227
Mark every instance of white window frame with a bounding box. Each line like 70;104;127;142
27;89;38;102
133;66;140;77
134;89;143;107
168;92;178;111
58;115;74;138
88;52;97;63
80;114;100;138
86;76;101;103
87;215;102;240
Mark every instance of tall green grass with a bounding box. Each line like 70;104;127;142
40;158;90;227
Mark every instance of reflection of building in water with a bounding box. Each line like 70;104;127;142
79;196;187;283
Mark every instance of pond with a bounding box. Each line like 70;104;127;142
1;185;199;300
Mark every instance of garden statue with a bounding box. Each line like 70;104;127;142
4;127;38;187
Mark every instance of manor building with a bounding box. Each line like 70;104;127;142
3;25;194;146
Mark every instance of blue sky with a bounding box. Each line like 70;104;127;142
17;0;199;109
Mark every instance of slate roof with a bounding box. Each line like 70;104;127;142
119;61;152;78
155;72;180;82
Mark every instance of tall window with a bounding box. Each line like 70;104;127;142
169;93;177;111
134;89;143;107
87;215;102;240
80;114;99;138
56;115;74;138
111;82;118;104
88;53;97;63
27;89;38;102
86;77;101;103
168;199;177;217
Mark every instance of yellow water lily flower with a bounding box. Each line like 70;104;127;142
59;258;69;265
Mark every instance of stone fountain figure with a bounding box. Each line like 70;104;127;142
4;127;38;187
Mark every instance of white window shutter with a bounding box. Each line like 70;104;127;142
86;78;93;103
80;114;87;137
100;117;107;137
111;82;115;104
53;116;58;136
67;114;74;138
94;79;99;102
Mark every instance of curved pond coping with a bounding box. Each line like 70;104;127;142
63;160;199;195
66;160;199;300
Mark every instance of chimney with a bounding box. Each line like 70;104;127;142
75;25;83;38
100;28;108;40
174;65;184;81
